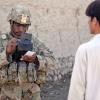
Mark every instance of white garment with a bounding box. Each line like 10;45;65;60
68;34;100;100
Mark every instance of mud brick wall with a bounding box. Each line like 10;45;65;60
0;0;93;81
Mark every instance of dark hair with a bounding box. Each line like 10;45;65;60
86;0;100;23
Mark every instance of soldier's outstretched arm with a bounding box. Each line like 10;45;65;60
33;36;56;68
32;36;56;85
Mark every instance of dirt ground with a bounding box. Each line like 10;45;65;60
41;74;71;100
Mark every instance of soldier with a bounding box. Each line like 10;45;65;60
0;5;55;100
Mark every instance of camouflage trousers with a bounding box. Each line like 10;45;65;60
0;83;41;100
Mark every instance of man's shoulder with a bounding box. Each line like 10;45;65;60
78;37;100;51
32;35;43;43
78;42;90;50
32;35;46;47
76;41;91;55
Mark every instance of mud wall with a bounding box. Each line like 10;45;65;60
0;0;93;81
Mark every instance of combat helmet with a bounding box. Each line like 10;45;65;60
7;5;31;25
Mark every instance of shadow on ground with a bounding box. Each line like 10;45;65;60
41;74;71;100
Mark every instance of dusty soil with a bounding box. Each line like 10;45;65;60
41;74;71;100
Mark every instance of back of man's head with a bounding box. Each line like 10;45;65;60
86;0;100;23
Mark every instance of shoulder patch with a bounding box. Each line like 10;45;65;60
1;34;7;40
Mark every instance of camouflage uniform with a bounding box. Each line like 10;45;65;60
0;5;56;100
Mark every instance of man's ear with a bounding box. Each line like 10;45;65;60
93;17;98;25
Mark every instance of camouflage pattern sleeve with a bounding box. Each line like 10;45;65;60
32;36;56;86
0;36;9;69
